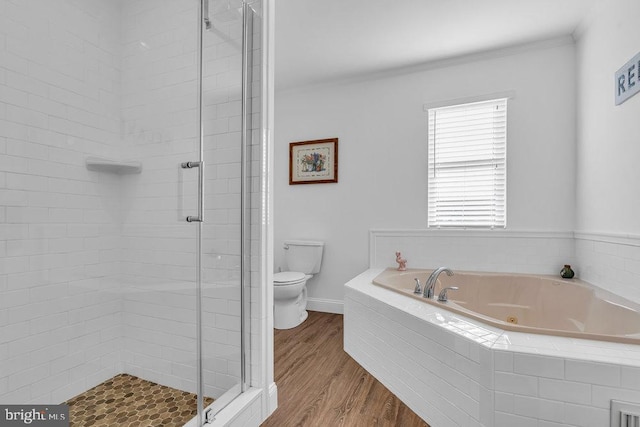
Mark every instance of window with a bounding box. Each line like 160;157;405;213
427;98;507;228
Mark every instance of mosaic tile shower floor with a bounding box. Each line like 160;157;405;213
64;374;214;427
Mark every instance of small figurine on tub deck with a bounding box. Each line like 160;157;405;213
395;251;407;271
560;264;575;279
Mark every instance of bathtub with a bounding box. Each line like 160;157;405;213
372;268;640;344
344;268;640;427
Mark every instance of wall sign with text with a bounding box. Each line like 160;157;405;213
615;51;640;105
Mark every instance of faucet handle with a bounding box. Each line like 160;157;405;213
413;278;422;294
437;286;459;302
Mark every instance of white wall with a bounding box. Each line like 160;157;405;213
275;41;577;306
575;0;640;235
572;0;640;304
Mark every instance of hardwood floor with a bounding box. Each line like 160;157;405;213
262;311;429;427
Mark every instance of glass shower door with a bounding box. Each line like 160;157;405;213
198;0;259;419
119;0;203;420
125;0;257;422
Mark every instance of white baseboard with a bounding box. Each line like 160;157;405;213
307;297;344;314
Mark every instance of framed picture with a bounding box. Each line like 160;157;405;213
289;138;338;185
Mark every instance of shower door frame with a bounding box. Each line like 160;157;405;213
191;0;256;424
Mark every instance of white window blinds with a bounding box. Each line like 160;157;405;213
427;98;507;228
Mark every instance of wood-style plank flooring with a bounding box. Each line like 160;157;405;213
262;311;430;427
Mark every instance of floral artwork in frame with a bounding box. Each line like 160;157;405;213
289;138;338;185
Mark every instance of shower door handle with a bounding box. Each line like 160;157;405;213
181;160;204;223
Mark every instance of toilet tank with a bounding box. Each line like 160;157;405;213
284;240;324;274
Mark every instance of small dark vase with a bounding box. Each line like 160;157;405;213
560;265;575;279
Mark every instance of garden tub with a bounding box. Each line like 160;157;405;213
372;268;640;344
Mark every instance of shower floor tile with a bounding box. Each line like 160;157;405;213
65;373;214;427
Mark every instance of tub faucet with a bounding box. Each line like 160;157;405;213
438;286;459;302
423;267;454;299
413;278;422;294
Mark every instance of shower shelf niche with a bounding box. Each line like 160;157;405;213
85;157;142;174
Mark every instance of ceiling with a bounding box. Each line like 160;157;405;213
274;0;599;90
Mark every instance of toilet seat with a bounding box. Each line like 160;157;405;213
274;271;306;286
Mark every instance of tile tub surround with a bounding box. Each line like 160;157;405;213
344;269;640;427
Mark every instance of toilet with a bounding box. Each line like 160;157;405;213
273;240;324;330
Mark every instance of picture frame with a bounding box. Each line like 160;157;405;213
289;138;338;185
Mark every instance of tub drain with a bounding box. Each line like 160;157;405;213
506;316;518;324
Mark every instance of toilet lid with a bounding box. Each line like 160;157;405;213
274;271;306;285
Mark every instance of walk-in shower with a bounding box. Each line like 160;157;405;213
0;0;264;425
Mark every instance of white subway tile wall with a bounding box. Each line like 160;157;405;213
370;230;576;276
0;0;123;404
1;0;260;404
118;0;201;395
371;229;640;304
575;233;640;304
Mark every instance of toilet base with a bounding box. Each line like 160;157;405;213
274;285;308;330
274;308;308;330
